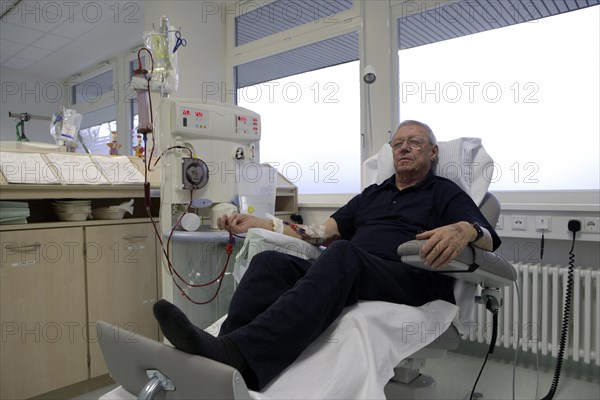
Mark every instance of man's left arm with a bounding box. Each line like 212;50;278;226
415;221;493;269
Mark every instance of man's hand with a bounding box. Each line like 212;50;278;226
217;213;271;234
415;222;476;269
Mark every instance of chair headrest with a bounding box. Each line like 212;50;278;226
362;137;494;206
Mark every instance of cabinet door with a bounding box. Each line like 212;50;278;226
1;227;88;400
86;223;159;377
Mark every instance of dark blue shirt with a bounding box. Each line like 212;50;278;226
331;172;501;261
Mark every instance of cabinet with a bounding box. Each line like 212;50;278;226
0;221;160;399
0;227;88;400
86;223;159;377
0;149;162;398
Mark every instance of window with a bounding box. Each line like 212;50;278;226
238;60;360;194
76;103;117;154
69;62;116;110
71;69;113;106
235;30;360;194
68;62;118;154
78;120;116;155
398;4;599;190
231;0;361;195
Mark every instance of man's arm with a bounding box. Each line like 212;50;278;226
415;221;493;269
217;214;341;243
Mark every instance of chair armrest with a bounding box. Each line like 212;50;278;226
397;240;516;288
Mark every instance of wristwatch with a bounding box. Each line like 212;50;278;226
470;221;484;242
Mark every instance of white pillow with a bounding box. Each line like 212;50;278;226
361;137;494;205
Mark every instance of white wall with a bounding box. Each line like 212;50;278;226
0;68;66;143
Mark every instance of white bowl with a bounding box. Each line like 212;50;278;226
92;208;126;220
56;212;90;221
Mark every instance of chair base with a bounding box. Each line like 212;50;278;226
384;373;436;400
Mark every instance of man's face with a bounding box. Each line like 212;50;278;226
390;124;438;177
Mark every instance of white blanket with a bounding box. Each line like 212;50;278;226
100;300;457;400
249;300;457;399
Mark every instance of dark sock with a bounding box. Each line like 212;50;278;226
153;299;248;373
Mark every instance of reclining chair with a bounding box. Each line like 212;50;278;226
97;138;516;400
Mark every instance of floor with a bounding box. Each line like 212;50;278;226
69;345;599;400
413;345;600;400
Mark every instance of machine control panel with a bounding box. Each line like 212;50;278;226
235;115;260;136
170;101;261;142
180;107;209;130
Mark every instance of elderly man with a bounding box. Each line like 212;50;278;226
153;120;501;391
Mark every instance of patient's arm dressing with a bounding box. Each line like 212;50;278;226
284;221;328;245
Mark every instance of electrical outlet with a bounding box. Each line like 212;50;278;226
511;216;527;231
496;215;504;230
583;217;600;233
535;216;551;231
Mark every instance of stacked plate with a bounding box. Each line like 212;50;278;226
52;200;92;222
0;201;30;225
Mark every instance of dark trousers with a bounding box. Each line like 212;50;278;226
218;240;455;390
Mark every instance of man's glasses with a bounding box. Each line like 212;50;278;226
390;137;429;151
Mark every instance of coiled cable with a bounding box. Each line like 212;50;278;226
540;221;578;400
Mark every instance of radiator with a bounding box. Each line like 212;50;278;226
467;263;600;366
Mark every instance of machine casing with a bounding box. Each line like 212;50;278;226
155;98;261;307
157;98;261;221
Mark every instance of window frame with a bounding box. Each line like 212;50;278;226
390;0;600;202
226;0;363;199
67;61;117;117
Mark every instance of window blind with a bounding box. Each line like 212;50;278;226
398;0;599;50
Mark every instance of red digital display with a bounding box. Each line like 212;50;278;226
195;111;203;117
238;116;247;122
182;109;191;116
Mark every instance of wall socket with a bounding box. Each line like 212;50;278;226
496;215;504;230
511;216;527;231
535;216;551;231
583;217;600;233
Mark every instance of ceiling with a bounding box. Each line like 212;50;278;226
0;0;144;80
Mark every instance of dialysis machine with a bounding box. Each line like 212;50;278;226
158;98;261;222
155;98;261;325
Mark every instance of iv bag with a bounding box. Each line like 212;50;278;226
144;16;179;95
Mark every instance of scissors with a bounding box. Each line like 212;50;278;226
173;30;187;53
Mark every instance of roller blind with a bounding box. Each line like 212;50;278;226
398;0;600;50
236;0;354;46
235;31;359;90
